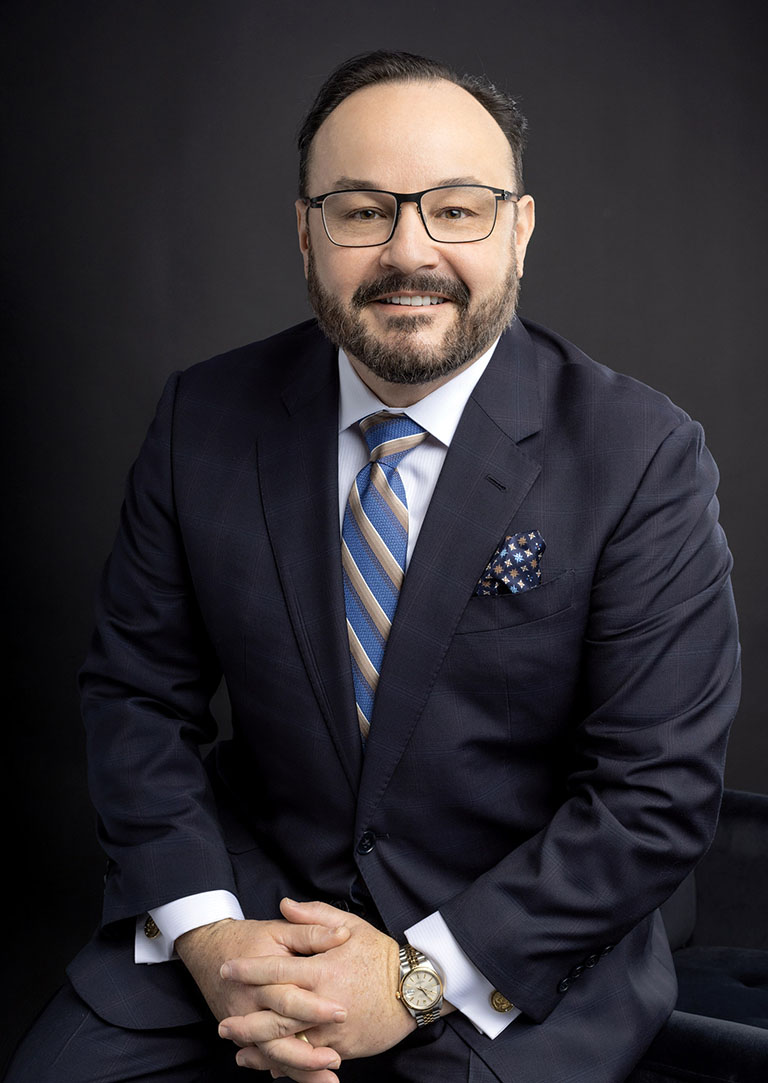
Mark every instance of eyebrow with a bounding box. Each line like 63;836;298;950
330;175;489;191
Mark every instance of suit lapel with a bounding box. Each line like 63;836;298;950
357;320;543;824
257;334;363;795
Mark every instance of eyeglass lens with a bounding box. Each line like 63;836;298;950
321;187;499;245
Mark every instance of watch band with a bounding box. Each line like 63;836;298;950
397;944;444;1027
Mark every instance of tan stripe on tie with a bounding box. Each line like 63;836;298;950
370;462;409;530
356;704;371;740
346;619;380;694
368;432;427;459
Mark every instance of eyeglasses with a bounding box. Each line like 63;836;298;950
304;185;520;247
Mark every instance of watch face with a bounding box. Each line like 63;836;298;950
402;967;442;1009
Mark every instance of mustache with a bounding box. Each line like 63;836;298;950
352;273;470;309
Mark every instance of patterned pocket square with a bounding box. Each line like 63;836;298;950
475;530;545;596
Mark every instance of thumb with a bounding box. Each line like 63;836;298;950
280;897;350;927
277;921;350;955
275;901;351;954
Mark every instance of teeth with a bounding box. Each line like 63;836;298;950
382;295;446;306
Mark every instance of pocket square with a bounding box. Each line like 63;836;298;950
475;530;545;596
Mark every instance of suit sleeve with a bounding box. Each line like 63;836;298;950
79;372;238;929
439;417;740;1022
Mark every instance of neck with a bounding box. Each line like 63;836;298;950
346;353;482;407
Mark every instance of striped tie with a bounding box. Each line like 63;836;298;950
342;412;427;740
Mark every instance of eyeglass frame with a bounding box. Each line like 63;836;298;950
302;184;521;247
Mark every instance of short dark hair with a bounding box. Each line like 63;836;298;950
297;50;528;196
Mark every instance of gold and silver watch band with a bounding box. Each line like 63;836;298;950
397;943;444;1027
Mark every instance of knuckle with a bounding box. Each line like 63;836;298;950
263;1039;294;1065
276;990;295;1019
274;1015;294;1038
258;1042;277;1064
261;1038;284;1062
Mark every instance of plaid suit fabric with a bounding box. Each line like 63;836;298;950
63;318;738;1082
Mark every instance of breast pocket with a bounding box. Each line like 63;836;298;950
456;569;575;634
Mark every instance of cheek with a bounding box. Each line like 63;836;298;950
453;257;501;297
448;232;513;290
469;239;517;292
323;252;381;299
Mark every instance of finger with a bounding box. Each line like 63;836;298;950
220;993;345;1045
275;915;351;955
234;1041;341;1078
225;985;346;1030
221;954;320;990
260;1033;342;1073
279;898;351;929
233;1035;341;1074
219;1010;308;1046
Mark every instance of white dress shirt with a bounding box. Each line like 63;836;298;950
136;340;519;1038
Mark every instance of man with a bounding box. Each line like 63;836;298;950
8;50;739;1083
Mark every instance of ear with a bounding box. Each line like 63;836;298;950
513;194;535;278
295;199;310;279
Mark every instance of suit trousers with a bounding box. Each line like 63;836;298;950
4;980;501;1083
5;981;661;1083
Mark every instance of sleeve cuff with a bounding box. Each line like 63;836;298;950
405;911;520;1038
134;890;244;964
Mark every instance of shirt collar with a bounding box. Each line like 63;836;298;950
337;339;499;448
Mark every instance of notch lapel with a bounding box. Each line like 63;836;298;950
356;321;543;823
258;337;363;795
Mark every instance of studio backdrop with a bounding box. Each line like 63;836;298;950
2;0;766;1067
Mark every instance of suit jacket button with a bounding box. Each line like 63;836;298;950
557;978;570;993
600;944;615;957
357;831;376;855
584;954;599;968
569;964;585;979
144;916;160;939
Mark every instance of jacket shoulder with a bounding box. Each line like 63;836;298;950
175;319;332;408
519;316;691;434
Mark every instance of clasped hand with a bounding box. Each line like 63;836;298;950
177;897;415;1082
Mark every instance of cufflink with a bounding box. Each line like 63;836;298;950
144;916;160;939
490;990;515;1013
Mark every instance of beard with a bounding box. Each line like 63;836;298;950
306;247;520;386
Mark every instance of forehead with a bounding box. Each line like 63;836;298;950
308;78;514;192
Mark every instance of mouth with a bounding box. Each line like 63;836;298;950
374;293;449;307
352;275;469;311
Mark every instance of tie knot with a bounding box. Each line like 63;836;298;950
359;412;427;463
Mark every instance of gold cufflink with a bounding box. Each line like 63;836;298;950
144;916;161;939
490;990;515;1013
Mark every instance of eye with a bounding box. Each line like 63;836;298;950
347;206;389;221
435;205;476;220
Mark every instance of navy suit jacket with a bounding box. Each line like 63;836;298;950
68;316;740;1082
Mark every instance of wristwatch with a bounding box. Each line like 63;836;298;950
396;943;444;1026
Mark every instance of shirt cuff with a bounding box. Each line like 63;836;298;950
134;890;244;964
405;911;520;1038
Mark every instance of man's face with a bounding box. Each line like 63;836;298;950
296;79;535;389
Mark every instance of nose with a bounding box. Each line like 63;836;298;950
378;201;440;274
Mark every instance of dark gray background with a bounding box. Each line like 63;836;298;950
2;0;766;1067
